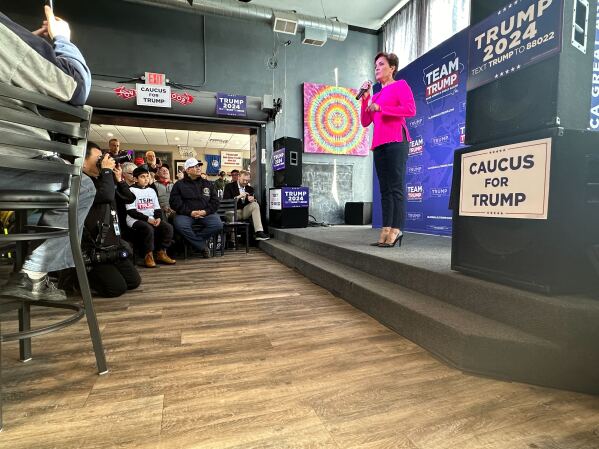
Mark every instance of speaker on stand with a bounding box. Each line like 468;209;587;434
452;128;599;294
466;0;595;145
273;137;303;187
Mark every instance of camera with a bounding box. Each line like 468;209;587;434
96;152;132;169
113;153;133;164
83;245;129;268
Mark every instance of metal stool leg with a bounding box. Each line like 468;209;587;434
69;181;108;375
14;211;32;362
18;305;32;362
245;225;249;253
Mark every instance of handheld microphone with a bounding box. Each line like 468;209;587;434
355;81;372;100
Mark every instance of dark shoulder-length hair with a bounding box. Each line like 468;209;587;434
374;51;399;77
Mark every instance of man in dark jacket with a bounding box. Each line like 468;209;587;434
169;158;223;256
223;170;270;240
82;142;141;297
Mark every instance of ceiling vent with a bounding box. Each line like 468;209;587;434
302;27;327;46
273;12;298;35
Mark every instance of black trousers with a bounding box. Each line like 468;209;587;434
88;258;141;298
131;220;173;255
373;140;409;229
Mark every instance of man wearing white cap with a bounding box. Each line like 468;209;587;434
169;158;223;257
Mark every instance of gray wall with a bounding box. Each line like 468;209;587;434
3;0;378;210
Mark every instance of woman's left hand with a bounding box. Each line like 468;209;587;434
367;103;380;112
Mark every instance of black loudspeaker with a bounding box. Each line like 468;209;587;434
452;127;599;294
466;0;596;145
273;137;302;187
344;202;372;225
269;208;309;228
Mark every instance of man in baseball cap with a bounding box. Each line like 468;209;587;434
169;158;222;257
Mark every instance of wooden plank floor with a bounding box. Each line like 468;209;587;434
1;249;598;448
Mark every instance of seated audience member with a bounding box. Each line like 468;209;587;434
223;170;270;241
214;170;228;192
121;162;136;186
108;138;120;156
0;7;95;301
145;151;159;173
230;169;240;185
127;165;176;267
134;157;145;166
155;164;175;219
169;158;223;257
81;142;141;297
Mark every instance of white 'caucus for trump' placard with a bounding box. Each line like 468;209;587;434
459;138;552;219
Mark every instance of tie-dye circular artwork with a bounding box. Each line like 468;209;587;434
303;83;370;156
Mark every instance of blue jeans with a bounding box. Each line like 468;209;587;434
373;141;408;229
0;168;95;273
174;213;223;251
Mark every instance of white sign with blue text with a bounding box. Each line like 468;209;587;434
459;138;551;219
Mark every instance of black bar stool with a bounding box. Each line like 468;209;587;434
0;82;108;431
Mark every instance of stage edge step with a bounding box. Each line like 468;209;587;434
260;238;599;394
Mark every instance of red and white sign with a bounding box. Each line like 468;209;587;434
145;72;165;85
221;151;242;166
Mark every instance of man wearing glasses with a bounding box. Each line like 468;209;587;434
169;158;222;258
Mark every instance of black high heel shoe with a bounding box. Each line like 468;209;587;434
370;230;390;246
380;232;403;248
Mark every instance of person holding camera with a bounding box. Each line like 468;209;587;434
81;142;141;298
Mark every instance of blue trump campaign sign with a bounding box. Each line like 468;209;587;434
373;28;468;236
216;93;247;117
468;0;564;91
273;148;286;171
282;187;309;208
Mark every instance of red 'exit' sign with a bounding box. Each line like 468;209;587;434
145;72;165;85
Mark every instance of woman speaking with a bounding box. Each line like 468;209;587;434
360;52;416;248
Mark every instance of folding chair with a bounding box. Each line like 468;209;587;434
216;199;250;256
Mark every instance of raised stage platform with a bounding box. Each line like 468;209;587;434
260;226;599;394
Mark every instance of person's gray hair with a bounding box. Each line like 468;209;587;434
121;162;136;174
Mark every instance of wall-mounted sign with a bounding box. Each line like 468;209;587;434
221;151;242;166
273;148;286;171
467;0;564;91
136;84;171;108
459;137;552;219
178;146;197;158
145;72;166;85
216;93;247;117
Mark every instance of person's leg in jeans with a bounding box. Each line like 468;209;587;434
388;142;408;231
174;214;223;252
373;145;392;245
174;214;205;251
1;169;95;300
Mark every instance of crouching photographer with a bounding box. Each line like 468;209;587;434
80;142;141;297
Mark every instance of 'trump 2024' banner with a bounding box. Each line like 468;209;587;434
373;28;468;235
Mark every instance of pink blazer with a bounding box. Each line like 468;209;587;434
360;79;416;149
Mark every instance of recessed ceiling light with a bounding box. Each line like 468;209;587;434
107;132;114;137
174;137;180;141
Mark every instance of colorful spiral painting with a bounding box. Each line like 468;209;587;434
303;83;370;156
